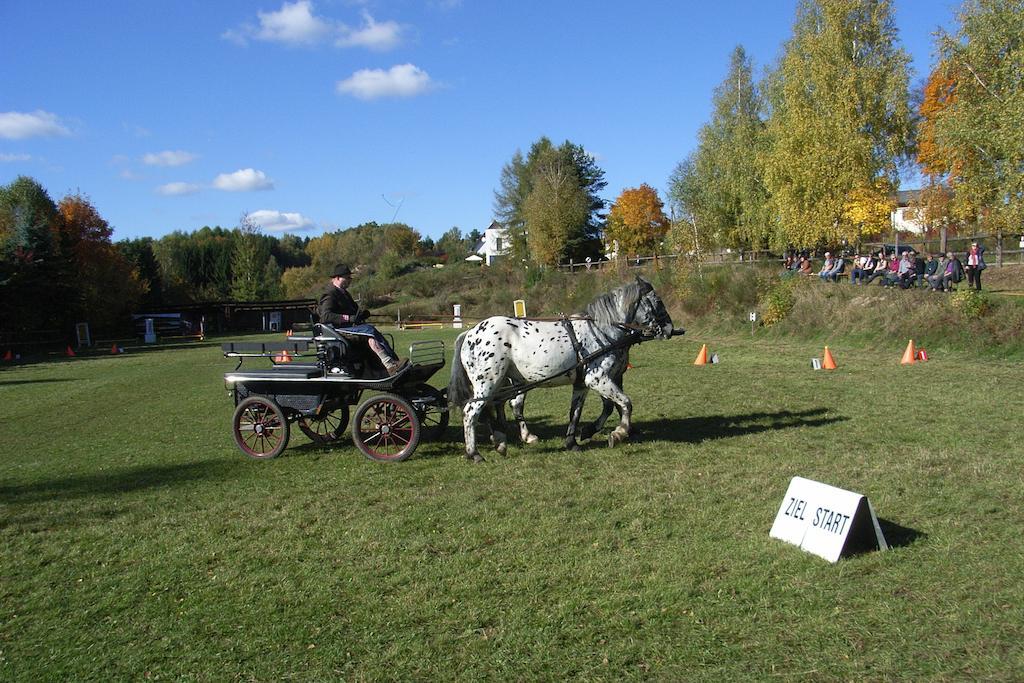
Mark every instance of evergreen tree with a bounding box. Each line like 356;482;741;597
231;214;269;301
494;137;607;264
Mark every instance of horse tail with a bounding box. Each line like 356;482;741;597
448;331;472;410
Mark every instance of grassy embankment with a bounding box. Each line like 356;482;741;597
2;319;1023;679
363;259;1024;358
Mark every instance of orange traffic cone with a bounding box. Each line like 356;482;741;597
693;344;708;366
285;329;292;337
3;349;11;362
65;345;76;357
901;339;916;365
275;349;291;363
822;346;837;370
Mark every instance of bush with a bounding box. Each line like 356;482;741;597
949;288;990;320
758;275;801;326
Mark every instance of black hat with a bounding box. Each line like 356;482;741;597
330;263;352;278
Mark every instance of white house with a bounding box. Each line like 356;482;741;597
891;189;927;235
471;220;510;266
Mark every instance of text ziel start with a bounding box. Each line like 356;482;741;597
783;496;851;535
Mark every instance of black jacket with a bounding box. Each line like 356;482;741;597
318;284;358;327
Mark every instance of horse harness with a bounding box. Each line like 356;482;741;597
469;321;656;407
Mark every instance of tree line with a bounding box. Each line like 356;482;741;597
2;0;1017;339
490;0;1020;262
667;0;1022;255
0;175;484;340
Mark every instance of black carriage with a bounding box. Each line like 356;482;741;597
222;325;447;462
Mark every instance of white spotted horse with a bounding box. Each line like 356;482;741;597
448;276;677;462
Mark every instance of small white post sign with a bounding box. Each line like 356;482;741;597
770;476;888;563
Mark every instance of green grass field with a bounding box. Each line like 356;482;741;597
2;328;1023;680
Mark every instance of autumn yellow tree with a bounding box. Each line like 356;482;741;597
58;193;145;328
605;184;670;257
762;0;912;247
842;179;895;238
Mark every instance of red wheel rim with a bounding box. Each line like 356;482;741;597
298;405;348;443
356;398;416;460
236;400;286;457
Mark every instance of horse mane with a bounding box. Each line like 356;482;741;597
584;280;645;325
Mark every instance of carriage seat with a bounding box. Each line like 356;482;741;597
313;323;387;378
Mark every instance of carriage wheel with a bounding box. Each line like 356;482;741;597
297;403;350;444
411;384;449;442
232;396;290;459
352;394;421;462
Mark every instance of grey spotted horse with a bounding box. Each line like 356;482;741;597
448;276;676;462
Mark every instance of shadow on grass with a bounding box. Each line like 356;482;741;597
637;408;847;444
501;407;845;446
878;517;927;548
0;378;80;386
0;339;225;369
0;459;238;505
286;425;462;461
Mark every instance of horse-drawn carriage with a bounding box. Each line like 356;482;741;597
223;276;680;464
223;324;448;462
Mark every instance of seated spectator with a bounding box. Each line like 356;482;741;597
941;251;965;291
798;256;814;276
912;251;926;287
927;254;948;291
865;252;888;285
818;252;835;281
881;252;901;287
895;251;916;288
824;255;845;282
923;253;938;287
850;253;874;284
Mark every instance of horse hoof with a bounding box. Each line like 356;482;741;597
495;442;507;456
525;434;539;445
608;433;620;448
471;453;486;464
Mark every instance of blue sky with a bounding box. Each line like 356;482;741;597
0;0;958;242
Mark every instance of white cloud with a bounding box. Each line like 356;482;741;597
337;64;435;100
224;0;331;46
0;153;31;162
258;0;332;44
224;2;402;50
213;168;274;192
337;11;403;51
143;150;199;167
248;209;316;232
157;182;202;196
0;110;71;140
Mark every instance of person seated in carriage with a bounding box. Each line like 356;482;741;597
318;263;408;375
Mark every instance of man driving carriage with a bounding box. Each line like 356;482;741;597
318;263;407;375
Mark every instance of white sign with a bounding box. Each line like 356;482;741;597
770;477;887;563
749;311;757;322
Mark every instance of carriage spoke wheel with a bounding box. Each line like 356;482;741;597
411;384;449;442
352;394;420;462
232;396;290;459
297;403;350;444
